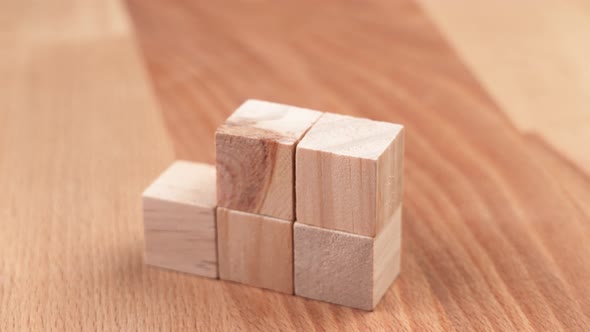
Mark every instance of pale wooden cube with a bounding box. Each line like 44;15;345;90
217;207;293;294
294;207;402;311
142;161;217;278
296;112;404;237
216;99;322;221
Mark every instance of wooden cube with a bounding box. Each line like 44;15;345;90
294;207;402;311
217;207;293;294
296;113;404;237
142;161;217;278
216;99;322;221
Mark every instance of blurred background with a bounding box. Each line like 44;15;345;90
1;0;589;330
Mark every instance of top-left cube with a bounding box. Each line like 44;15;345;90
216;99;323;221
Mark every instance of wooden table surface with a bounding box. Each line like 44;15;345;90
2;0;589;330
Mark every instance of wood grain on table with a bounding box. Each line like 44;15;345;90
1;0;589;330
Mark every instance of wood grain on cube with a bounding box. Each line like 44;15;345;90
294;207;402;310
296;113;404;237
216;100;322;221
142;161;218;278
217;207;293;294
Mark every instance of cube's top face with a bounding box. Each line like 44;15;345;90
142;161;216;208
216;99;323;145
297;113;404;160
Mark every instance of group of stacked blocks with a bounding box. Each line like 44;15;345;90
142;100;404;311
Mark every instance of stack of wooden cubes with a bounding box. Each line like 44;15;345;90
142;100;404;310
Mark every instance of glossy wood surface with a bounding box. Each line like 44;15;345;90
2;0;589;330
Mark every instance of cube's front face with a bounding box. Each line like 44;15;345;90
294;223;375;310
216;208;293;294
296;147;377;236
143;197;218;278
216;131;295;221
